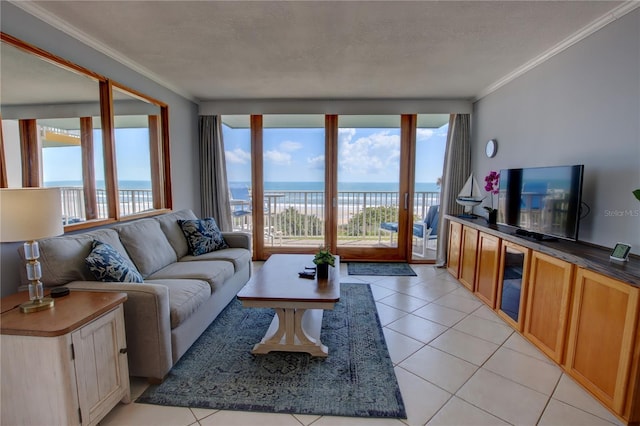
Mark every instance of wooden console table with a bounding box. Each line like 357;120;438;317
445;215;640;425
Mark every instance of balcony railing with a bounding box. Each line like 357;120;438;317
261;190;440;242
59;186;440;243
59;187;154;224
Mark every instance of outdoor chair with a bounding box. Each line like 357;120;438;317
229;184;252;230
378;204;439;257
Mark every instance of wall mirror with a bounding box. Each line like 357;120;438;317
0;33;171;227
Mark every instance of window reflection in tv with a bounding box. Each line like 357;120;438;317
498;165;584;241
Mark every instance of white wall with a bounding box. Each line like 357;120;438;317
0;3;200;295
472;9;640;254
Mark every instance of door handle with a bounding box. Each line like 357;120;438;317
404;193;409;210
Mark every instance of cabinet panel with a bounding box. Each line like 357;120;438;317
474;232;501;308
459;226;478;291
1;292;129;426
524;251;574;363
1;334;79;425
496;241;530;331
565;268;639;414
73;305;129;425
447;221;462;278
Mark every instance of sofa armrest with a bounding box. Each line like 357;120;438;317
222;232;252;250
63;281;173;381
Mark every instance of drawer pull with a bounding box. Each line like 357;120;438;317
120;348;128;354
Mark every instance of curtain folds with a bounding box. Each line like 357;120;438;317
198;115;233;232
436;113;471;266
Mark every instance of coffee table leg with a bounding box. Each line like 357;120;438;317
251;308;328;357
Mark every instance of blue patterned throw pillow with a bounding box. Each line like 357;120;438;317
85;240;144;283
178;217;229;256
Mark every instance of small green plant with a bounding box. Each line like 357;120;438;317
634;189;640;202
313;247;335;267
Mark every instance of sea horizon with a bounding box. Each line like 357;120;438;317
46;180;441;193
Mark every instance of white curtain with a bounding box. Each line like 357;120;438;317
436;114;471;266
198;115;233;232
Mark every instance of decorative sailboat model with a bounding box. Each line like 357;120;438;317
456;174;485;218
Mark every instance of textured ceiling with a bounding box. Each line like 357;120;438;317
7;1;635;101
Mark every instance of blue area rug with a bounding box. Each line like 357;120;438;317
137;283;406;419
348;262;417;276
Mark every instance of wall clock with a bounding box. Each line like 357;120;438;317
485;139;498;158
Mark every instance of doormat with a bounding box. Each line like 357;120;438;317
347;262;417;276
137;283;406;419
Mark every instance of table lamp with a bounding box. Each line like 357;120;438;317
0;188;64;313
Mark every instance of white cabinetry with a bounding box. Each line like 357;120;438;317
1;291;130;425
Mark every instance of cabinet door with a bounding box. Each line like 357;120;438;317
458;226;478;291
474;232;501;308
496;241;530;331
524;251;573;363
565;268;639;414
447;221;462;278
73;305;130;425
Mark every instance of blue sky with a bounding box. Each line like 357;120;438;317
42;128;151;182
224;123;448;183
42;122;449;185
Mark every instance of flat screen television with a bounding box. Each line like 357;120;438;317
497;165;584;241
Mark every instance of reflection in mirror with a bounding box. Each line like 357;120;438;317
112;86;162;216
0;38;104;224
1;33;171;226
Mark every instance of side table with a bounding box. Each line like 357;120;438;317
1;290;130;426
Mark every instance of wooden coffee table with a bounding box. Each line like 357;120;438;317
237;254;340;357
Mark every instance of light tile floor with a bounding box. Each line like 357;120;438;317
101;263;625;426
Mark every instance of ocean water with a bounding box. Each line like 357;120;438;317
47;180;440;193
44;180;152;190
232;181;441;193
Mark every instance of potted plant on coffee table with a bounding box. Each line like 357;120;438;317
313;247;335;279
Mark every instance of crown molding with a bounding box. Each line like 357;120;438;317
9;0;197;103
474;1;640;102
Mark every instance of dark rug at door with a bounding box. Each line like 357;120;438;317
347;262;417;276
136;283;406;419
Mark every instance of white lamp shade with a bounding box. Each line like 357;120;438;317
0;188;64;242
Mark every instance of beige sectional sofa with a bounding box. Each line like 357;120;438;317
24;209;251;382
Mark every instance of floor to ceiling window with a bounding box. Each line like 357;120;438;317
337;115;402;253
411;114;448;261
222;115;252;231
262;115;326;249
222;113;448;263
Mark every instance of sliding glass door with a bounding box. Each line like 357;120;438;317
223;114;446;262
411;115;448;261
335;115;408;260
262;115;326;251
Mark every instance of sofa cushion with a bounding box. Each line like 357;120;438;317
178;218;229;256
85;240;144;283
30;229;132;287
154;209;198;258
146;260;234;292
180;247;251;271
145;279;211;329
115;218;177;277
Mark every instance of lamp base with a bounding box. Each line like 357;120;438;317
20;297;54;313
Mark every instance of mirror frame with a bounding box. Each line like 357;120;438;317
0;32;172;229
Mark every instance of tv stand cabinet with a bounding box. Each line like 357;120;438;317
445;215;640;425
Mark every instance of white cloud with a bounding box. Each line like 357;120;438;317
264;150;292;165
339;128;356;145
225;148;251;164
339;130;400;177
307;155;325;169
417;129;435;140
279;140;303;152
